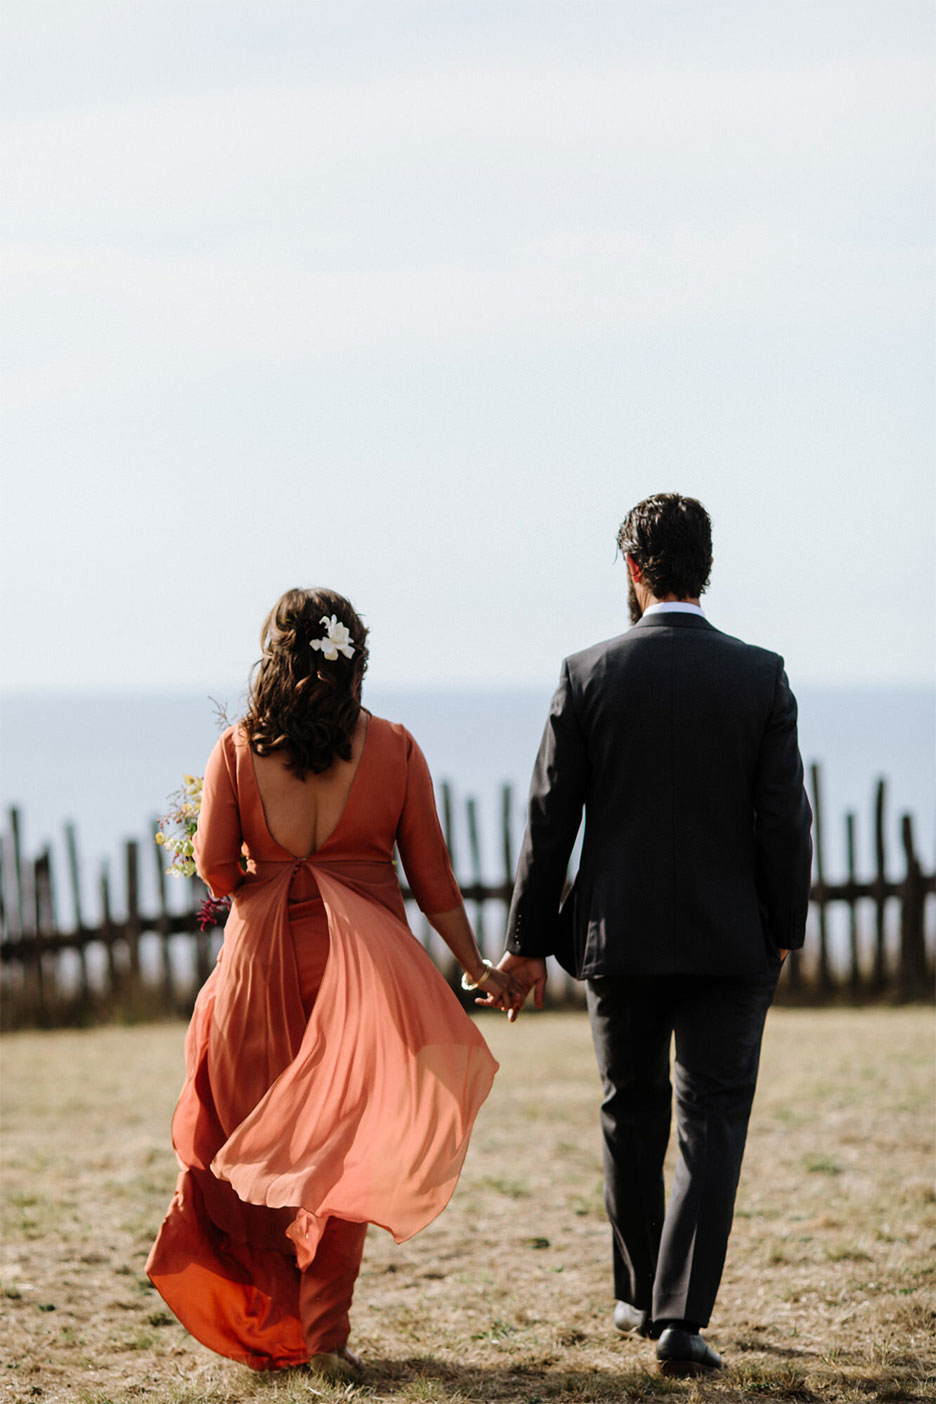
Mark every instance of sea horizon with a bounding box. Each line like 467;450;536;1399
3;680;933;873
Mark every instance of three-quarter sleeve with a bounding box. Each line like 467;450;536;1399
194;730;246;899
396;732;463;914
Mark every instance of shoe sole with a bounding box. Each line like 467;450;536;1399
658;1359;721;1377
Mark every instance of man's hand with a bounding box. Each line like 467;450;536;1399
471;966;526;1015
489;953;548;1022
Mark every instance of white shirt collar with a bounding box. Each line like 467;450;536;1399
642;601;707;618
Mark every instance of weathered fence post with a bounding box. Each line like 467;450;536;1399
435;782;459;980
501;784;514;891
152;821;173;1011
899;813;927;998
809;762;832;994
42;846;58;934
65;822;90;1003
9;807;24;938
0;834;7;943
845;812;860;992
125;841;141;995
100;861;118;994
31;850;55;1022
465;796;486;954
441;782;456;867
873;778;887;990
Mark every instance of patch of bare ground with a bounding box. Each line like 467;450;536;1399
1;1008;933;1403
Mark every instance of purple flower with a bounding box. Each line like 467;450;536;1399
196;895;231;931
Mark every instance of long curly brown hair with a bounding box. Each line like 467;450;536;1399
242;588;369;779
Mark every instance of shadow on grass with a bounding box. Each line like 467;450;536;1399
732;1336;821;1360
327;1353;928;1404
335;1353;684;1401
75;1348;935;1404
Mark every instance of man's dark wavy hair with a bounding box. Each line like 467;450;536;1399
242;587;369;779
616;493;713;599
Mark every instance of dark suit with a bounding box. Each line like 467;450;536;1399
507;610;812;1326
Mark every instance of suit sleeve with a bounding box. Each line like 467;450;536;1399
194;731;247;900
753;661;813;951
506;660;588;957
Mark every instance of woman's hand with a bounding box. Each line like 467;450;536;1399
425;904;526;1019
476;954;547;1022
472;966;526;1018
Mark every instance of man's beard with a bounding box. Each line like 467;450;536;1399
627;574;643;625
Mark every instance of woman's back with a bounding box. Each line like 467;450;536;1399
250;713;369;859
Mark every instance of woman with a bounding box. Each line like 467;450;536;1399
146;588;516;1377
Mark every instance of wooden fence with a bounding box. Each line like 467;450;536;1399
1;764;933;1029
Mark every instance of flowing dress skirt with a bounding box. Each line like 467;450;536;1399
146;861;497;1369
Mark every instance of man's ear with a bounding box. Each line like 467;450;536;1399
625;554;642;583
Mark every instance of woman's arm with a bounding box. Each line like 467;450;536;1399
193;731;246;899
396;732;522;1015
426;904;524;1016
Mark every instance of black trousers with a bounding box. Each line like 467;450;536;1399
585;969;779;1328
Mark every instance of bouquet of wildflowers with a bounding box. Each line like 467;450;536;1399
155;774;231;930
155;774;203;876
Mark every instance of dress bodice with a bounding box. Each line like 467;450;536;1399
194;716;461;918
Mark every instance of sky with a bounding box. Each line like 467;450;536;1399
2;0;934;695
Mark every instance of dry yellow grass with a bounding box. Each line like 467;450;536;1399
1;1007;934;1403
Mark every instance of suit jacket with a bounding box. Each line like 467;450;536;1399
506;612;813;979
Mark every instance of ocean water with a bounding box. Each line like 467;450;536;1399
1;684;933;937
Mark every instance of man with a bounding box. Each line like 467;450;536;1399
497;493;812;1377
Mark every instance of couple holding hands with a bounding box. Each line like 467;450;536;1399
147;492;812;1380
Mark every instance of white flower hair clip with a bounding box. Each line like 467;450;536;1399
310;614;356;661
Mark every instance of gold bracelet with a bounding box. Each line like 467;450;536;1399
461;959;493;992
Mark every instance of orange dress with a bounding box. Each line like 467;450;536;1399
146;717;498;1369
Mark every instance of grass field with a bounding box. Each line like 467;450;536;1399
1;1008;934;1404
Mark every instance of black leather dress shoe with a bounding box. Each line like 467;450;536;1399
656;1327;722;1376
613;1300;651;1337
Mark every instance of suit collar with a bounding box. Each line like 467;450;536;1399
629;612;718;632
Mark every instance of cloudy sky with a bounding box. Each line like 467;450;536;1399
2;1;933;694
